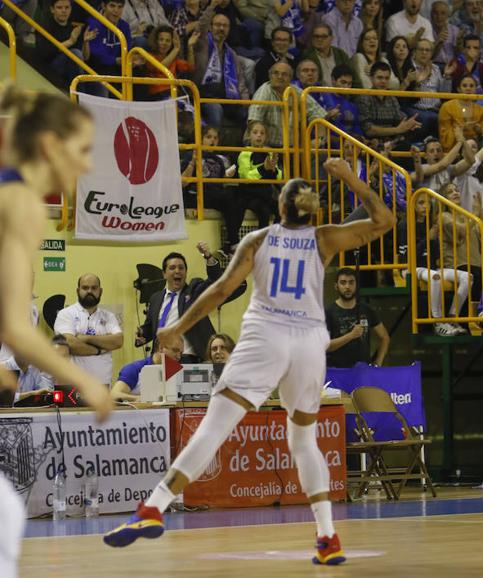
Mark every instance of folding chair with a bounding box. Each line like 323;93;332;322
344;393;398;501
351;386;437;499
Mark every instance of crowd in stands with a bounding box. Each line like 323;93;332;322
1;0;482;341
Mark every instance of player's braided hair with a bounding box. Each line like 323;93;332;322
281;178;319;224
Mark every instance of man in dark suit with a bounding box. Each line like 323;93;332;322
136;242;244;363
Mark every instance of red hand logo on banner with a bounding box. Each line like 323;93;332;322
114;117;159;185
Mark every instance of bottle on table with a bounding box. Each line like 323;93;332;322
84;466;99;518
52;465;66;521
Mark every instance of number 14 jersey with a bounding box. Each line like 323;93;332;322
245;224;326;327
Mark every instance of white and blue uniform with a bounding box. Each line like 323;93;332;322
215;224;330;416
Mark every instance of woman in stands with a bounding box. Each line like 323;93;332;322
360;0;383;38
398;193;470;336
440;181;483;304
351;28;398;89
386;35;417;108
145;25;198;100
0;86;111;577
439;74;483;151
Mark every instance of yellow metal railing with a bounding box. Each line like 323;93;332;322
304;118;411;271
409;187;483;333
0;17;16;80
300;86;480;169
1;0;126;98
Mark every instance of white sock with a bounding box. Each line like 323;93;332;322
145;481;175;513
311;501;335;538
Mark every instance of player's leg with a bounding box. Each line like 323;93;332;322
287;411;345;565
103;390;250;547
279;324;345;565
0;473;25;578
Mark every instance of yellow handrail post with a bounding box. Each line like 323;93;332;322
0;17;16;80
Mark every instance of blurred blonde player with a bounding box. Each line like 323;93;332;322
104;159;394;565
0;85;112;578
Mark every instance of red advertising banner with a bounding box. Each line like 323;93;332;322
171;406;346;507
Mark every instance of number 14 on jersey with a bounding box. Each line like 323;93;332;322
269;257;306;300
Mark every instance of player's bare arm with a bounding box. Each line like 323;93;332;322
316;159;395;265
157;229;268;345
0;185;112;421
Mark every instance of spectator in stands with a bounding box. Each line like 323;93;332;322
269;0;309;53
170;0;202;58
1;353;53;405
385;0;434;49
326;267;390;367
439;74;483;151
360;0;383;38
431;1;460;71
351;28;398;89
36;0;97;87
451;34;483;92
236;120;281;229
411;130;476;195
301;23;353;86
296;0;326;51
194;1;249;126
110;335;184;401
145;25;197;99
54;274;123;385
322;0;363;57
255;26;295;89
403;38;455;140
451;0;483;45
357;61;422;146
318;64;363;141
205;332;235;363
440;181;483;302
181;126;245;257
386;35;417;95
397;193;470;336
137;244;244;362
454;138;483;210
248;61;328;147
0;0;37;45
292;58;321;91
122;0;170;48
87;0;141;95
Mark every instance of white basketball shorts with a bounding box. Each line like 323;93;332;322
213;318;330;416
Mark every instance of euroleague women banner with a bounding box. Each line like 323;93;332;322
75;94;186;242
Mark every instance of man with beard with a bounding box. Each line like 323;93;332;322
385;0;434;49
325;267;389;368
54;274;123;385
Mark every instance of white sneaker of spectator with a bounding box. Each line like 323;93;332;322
434;322;459;336
449;323;467;335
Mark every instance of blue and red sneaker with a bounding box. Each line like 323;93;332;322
312;533;346;565
103;502;164;548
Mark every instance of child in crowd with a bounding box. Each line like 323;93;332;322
182;126;244;257
236;121;281;229
146;25;198;99
398;193;470;336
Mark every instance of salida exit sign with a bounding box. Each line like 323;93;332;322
43;257;65;272
41;239;65;251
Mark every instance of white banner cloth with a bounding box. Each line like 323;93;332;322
76;94;186;242
0;410;170;517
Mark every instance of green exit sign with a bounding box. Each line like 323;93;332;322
43;257;66;272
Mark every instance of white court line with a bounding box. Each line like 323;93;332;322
23;511;483;541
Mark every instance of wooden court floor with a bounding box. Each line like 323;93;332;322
20;512;483;578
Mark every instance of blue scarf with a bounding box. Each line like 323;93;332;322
202;32;240;100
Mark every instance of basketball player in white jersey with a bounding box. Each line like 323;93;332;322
104;158;394;565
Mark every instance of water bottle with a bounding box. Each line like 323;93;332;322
84;467;99;518
53;467;66;521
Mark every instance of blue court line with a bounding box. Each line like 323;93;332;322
24;497;483;539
